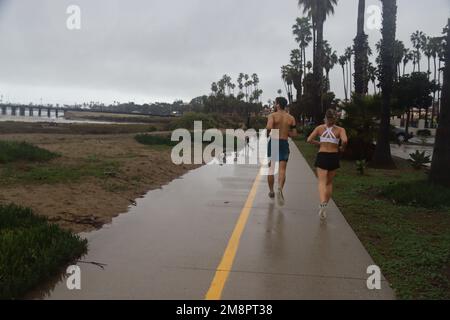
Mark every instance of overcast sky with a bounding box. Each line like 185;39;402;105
0;0;448;105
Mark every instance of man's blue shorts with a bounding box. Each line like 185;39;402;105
267;139;290;162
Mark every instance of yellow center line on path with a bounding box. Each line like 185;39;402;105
205;168;262;300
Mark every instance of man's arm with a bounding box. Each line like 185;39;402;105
307;126;321;146
288;117;298;138
266;115;274;138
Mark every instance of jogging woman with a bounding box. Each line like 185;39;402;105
307;109;348;221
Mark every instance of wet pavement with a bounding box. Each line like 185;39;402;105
36;140;395;300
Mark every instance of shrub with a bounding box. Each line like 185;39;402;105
147;126;158;132
135;134;177;147
0;204;88;299
247;116;267;130
301;125;316;140
166;112;218;131
379;181;450;209
417;129;432;137
0;141;59;163
340;95;381;161
409;150;431;170
356;159;367;175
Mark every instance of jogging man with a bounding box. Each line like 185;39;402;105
266;97;297;206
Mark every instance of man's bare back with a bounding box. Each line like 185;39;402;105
267;111;296;140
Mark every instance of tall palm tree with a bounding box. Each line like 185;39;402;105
368;62;378;95
298;0;338;121
323;41;337;91
292;17;313;77
423;37;434;79
306;61;313;73
428;37;443;127
290;49;304;101
430;19;450;187
339;55;348;101
345;46;353;98
372;0;397;168
422;38;433;127
402;48;413;76
393;40;405;81
437;38;446;123
411;30;426;72
354;0;369;95
281;65;294;104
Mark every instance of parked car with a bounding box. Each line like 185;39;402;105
393;127;414;143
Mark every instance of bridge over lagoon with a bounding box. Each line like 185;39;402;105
0;105;65;119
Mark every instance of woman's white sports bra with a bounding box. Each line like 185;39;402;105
319;126;340;145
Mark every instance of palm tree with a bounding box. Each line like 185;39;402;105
339;55;348;101
281;65;294;104
323;41;337;91
411;30;426;72
306;61;313;73
372;0;397;168
430;19;450;187
422;38;432;128
393;40;405;81
252;73;260;101
354;0;369;95
293;17;313;77
345;46;353;98
402;49;413;76
290;49;304;102
437;38;446;123
428;37;443;127
368;62;378;94
298;0;338;121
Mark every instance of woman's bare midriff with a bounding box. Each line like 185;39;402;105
319;142;340;153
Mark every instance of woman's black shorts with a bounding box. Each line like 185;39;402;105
315;152;340;171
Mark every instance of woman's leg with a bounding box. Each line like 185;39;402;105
317;168;329;204
325;170;337;203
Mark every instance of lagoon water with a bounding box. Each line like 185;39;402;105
0;114;112;124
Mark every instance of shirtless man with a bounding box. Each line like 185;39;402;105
266;97;297;206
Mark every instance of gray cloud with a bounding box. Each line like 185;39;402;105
0;0;448;105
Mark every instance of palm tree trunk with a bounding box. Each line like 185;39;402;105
342;65;348;101
431;56;437;127
437;58;442;123
346;62;351;99
405;106;411;137
354;0;367;96
430;18;450;186
312;19;316;65
373;0;397;168
417;50;421;72
349;56;353;97
313;18;324;122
